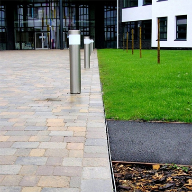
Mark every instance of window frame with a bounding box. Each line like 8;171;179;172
176;15;187;41
143;0;152;6
159;17;167;41
123;0;138;8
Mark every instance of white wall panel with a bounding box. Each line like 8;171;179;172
122;5;152;22
152;0;192;48
121;0;192;48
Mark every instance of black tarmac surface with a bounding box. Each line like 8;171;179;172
107;120;192;165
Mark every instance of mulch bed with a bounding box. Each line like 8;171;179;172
112;161;192;192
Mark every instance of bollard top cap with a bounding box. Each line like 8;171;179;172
69;30;80;35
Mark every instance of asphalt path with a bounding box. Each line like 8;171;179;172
107;120;192;165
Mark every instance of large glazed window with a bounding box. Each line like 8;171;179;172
159;17;167;40
124;21;138;40
176;15;187;40
143;0;152;5
104;5;117;48
142;20;151;40
124;0;138;8
0;5;6;50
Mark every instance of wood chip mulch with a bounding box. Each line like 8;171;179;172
112;162;192;192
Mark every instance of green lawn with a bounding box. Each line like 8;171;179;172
97;49;192;123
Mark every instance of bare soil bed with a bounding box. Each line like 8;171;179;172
112;162;192;192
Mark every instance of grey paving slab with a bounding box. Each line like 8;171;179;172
41;188;79;192
0;165;22;174
0;186;21;192
81;179;113;192
0;50;113;191
12;142;39;148
15;157;47;165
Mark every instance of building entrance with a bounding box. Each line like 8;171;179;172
35;32;49;49
1;0;117;50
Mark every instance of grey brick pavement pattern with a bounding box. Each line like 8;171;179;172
0;50;113;191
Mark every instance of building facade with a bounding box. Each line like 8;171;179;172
0;0;117;50
122;0;192;49
0;0;192;50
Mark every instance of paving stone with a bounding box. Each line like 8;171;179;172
30;149;45;156
0;142;13;148
12;142;39;148
0;175;5;183
85;138;107;146
38;176;70;187
21;187;41;192
41;188;79;192
0;186;21;192
73;131;86;137
82;167;111;179
19;176;40;187
19;165;38;175
67;143;84;150
7;136;30;142
15;157;47;165
44;149;68;157
83;158;109;167
49;131;73;136
67;127;86;132
50;136;64;142
86;131;106;138
5;131;38;136
53;167;82;177
62;158;82;166
81;179;113;192
0;156;17;165
25;126;47;131
29;136;50;142
48;127;68;131
46;157;63;166
0;136;10;141
37;131;50;136
0;148;16;155
39;142;66;149
47;119;65;127
14;149;31;156
36;166;54;175
1;175;23;186
0;165;21;174
84;146;108;154
69;150;83;158
64;137;85;143
70;177;81;188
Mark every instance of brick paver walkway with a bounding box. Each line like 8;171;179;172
0;50;113;192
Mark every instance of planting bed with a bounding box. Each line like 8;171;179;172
113;161;192;192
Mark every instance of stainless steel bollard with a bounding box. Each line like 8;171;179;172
84;36;90;69
69;30;81;94
90;39;94;55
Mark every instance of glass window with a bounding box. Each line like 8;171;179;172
176;15;187;40
124;0;138;8
159;17;167;40
0;5;6;50
124;21;138;40
104;5;117;48
143;0;152;5
142;20;151;40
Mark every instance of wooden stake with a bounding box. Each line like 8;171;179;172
132;29;134;55
158;18;160;64
140;26;142;58
126;32;128;52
